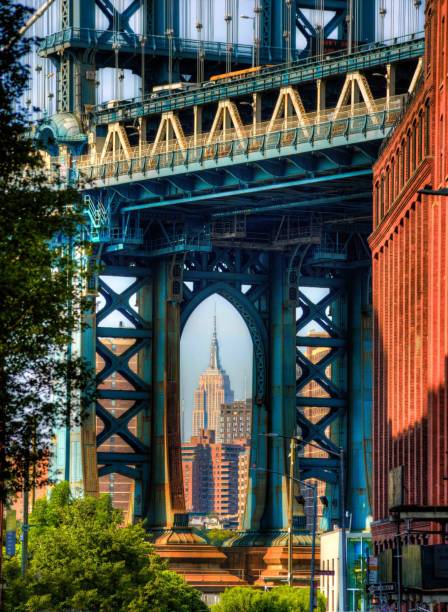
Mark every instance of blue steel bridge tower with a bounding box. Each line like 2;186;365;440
33;0;424;555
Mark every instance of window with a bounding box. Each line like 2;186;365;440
418;113;423;163
390;158;395;203
426;11;432;75
406;132;411;181
442;18;446;85
400;145;405;190
412;124;417;173
425;102;431;156
383;169;388;213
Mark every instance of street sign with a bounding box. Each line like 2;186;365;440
5;509;16;557
367;583;396;595
5;531;15;557
367;555;378;583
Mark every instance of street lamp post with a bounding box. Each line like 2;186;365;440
241;15;255;68
288;436;296;587
261;434;348;611
252;464;318;609
309;481;317;612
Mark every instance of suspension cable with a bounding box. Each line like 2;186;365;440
196;0;204;84
140;0;146;99
254;0;262;67
166;0;174;85
225;0;233;74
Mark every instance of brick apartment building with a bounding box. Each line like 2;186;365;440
370;0;448;602
218;399;252;444
182;429;248;524
96;336;138;522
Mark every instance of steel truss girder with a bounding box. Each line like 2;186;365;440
83;122;382;197
93;271;152;498
91;37;424;125
296;274;347;496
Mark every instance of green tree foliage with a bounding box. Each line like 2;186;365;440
213;585;326;612
198;528;235;547
0;0;93;501
127;570;208;612
4;483;208;612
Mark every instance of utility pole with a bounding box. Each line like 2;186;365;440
288;436;296;587
21;487;29;577
309;482;317;611
340;447;348;612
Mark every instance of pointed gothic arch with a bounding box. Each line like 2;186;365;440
180;282;268;530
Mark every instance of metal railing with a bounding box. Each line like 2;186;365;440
39;27;297;63
75;95;406;184
91;32;424;125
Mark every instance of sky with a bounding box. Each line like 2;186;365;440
20;0;426;113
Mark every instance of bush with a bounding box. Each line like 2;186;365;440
213;585;326;612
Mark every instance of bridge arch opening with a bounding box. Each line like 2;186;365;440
180;293;254;531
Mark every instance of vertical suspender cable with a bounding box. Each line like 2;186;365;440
196;0;204;84
379;0;387;43
347;0;353;54
254;0;261;67
233;0;238;53
284;0;292;65
166;0;174;85
414;0;422;33
140;0;146;99
391;0;395;40
225;0;233;74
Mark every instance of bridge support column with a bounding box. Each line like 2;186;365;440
347;267;372;531
80;287;99;497
149;259;187;532
262;253;297;532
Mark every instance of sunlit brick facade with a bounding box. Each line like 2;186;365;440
370;0;448;600
182;429;247;522
96;337;138;522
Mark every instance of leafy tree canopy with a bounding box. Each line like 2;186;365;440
4;483;208;612
197;528;236;547
0;0;93;501
212;585;326;612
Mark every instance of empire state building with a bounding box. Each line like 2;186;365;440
192;313;234;438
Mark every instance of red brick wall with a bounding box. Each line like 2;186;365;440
428;0;448;507
370;0;448;546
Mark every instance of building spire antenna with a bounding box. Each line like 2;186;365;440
210;304;220;369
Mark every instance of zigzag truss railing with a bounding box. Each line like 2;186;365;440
75;95;405;183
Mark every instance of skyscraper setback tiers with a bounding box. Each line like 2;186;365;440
192;313;234;437
183;315;251;525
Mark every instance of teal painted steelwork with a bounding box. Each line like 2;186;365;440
57;0;96;113
81;107;394;192
120;171;373;213
148;260;168;528
346;268;373;531
178;250;270;534
39;28;287;64
95;269;152;510
42;0;399;541
92;34;424;125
